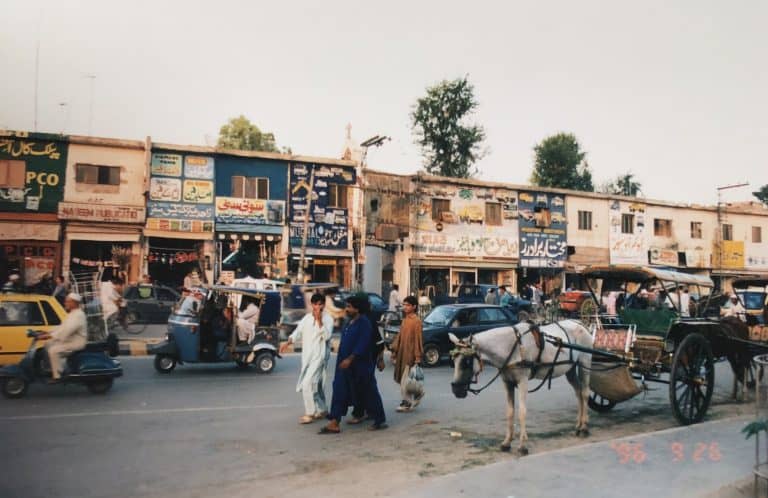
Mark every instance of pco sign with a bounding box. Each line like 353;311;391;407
26;171;60;186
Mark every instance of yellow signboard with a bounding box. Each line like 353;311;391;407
712;240;745;269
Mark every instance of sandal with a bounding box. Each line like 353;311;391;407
312;411;328;420
299;415;314;424
318;425;341;434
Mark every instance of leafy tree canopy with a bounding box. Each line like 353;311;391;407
599;172;643;197
753;185;768;206
217;115;289;153
411;76;486;178
530;133;594;192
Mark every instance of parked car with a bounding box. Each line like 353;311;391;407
124;284;181;324
334;290;388;325
435;284;533;318
383;303;519;367
0;293;66;366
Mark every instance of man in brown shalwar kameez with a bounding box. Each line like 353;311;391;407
389;295;424;412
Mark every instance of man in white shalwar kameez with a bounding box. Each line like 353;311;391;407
280;293;334;424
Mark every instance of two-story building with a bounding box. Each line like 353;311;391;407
58;136;147;283
0;131;68;287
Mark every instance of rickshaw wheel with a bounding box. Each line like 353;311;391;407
669;333;714;425
587;392;617;413
2;377;28;399
154;354;176;374
254;352;275;374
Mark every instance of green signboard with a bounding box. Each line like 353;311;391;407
0;131;68;213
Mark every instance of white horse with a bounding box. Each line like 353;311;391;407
449;320;593;455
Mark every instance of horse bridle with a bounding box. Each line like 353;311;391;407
451;323;525;395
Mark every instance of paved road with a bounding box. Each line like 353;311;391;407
0;354;751;498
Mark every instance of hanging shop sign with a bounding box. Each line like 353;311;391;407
415;233;519;259
288;163;355;250
608;200;647;265
649;247;678;266
215;197;285;225
58;201;145;223
146;151;215;233
0;131;68;213
517;191;567;268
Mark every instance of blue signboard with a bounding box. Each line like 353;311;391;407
518;191;567;268
288;163;355;250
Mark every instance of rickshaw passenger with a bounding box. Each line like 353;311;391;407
236;302;260;343
212;307;233;342
178;289;204;316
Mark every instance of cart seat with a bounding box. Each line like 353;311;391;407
618;308;676;337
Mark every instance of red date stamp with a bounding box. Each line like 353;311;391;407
610;441;721;464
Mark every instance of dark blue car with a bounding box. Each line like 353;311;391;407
383;303;519;367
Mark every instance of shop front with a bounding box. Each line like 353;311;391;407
288;162;356;287
145;150;215;285
0;131;68;286
215;197;286;283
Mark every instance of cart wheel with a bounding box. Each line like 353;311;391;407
580;299;598;325
86;378;114;395
254;352;275;374
122;312;148;335
423;344;441;368
587;392;617;413
154;354;176;374
669;333;714;425
2;377;28;399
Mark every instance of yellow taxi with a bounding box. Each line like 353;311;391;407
0;293;67;365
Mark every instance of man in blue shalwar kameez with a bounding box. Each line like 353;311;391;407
319;295;387;434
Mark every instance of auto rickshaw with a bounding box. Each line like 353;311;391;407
149;286;281;374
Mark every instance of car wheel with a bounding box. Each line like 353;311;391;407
423;344;441;368
2;377;28;399
254;352;275;374
154;354;176;374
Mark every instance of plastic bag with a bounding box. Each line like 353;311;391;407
405;364;425;397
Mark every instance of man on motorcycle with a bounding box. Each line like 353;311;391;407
42;293;88;382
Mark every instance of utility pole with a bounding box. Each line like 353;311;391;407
356;135;390;290
715;182;748;289
296;167;315;283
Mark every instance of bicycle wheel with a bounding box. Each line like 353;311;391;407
121;311;148;335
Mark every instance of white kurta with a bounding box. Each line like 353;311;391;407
289;312;333;415
46;308;88;378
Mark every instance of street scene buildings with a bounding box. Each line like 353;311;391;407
2;129;767;294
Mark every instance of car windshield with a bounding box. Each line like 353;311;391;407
423;306;455;326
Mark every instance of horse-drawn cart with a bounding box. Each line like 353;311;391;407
581;265;768;425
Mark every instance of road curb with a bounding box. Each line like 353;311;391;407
118;338;161;357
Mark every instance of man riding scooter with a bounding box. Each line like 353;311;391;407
38;293;88;383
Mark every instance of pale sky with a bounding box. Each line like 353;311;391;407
2;0;765;205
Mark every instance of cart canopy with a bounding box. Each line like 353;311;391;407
731;276;768;289
581;265;714;288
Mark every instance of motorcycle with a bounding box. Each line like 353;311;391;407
0;330;123;399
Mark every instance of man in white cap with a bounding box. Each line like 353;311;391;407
2;273;21;292
721;294;746;321
41;293;88;382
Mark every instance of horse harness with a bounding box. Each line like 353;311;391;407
460;322;577;395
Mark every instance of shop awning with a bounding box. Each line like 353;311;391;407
216;224;283;235
290;247;354;258
0;222;59;241
65;226;140;242
410;258;517;270
144;229;213;241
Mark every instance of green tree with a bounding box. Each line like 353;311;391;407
530;133;594;192
411;76;486;178
753;184;768;205
600;172;643;196
217;115;288;153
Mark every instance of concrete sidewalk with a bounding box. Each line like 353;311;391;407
393;416;758;498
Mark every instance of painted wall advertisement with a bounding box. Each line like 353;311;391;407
146;152;214;233
215;197;285;226
518;191;567;268
411;183;519;259
289;163;355;249
712;240;745;269
0;131;68;213
609;200;646;265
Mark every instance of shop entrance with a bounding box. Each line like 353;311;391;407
148;237;204;289
220;236;280;279
70;240;132;282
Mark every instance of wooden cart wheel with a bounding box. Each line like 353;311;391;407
587;392;617;413
669;333;715;425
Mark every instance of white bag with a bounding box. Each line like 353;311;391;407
405;364;425;397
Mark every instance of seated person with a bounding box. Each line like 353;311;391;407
41;293;88;382
721;294;746;321
628;289;650;310
236;302;260;343
211;307;233;342
178;289;204;316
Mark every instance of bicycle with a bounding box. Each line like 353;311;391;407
106;307;148;335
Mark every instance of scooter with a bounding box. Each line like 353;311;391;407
0;331;123;399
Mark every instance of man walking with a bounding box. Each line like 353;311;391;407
281;293;334;424
320;295;386;434
499;285;512;307
388;284;402;312
390;295;424;412
42;293;88;382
